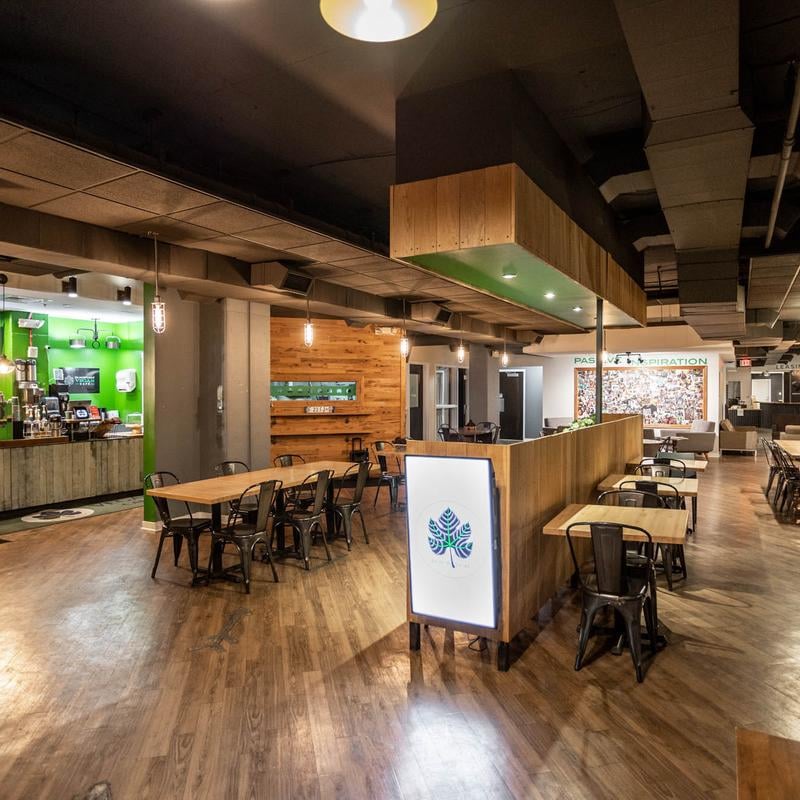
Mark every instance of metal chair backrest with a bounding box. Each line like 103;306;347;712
475;421;500;443
215;460;250;476
634;462;683;479
144;471;186;527
273;453;306;468
566;521;653;598
373;441;398;474
620;479;681;507
762;438;777;469
335;461;371;505
229;479;281;533
597;488;665;509
297;469;334;515
437;424;452;442
650;457;687;477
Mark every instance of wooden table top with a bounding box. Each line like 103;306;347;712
736;727;800;799
598;473;699;497
543;503;689;545
778;440;800;457
147;460;356;506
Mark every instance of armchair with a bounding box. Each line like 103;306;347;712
675;420;716;455
719;419;758;458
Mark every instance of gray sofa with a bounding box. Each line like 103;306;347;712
674;420;716;454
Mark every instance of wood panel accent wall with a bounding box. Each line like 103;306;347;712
270;318;406;463
390;163;646;326
0;437;143;512
406;414;643;643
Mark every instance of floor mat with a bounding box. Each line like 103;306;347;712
0;494;143;536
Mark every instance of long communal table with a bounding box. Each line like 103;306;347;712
147;460;356;578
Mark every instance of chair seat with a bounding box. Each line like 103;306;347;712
169;516;212;533
217;523;267;540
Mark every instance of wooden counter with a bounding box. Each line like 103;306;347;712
0;436;70;448
0;436;143;512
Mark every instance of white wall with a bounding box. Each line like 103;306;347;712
533;351;722;425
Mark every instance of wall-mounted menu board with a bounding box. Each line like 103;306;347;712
270;380;357;401
61;366;100;394
575;365;706;425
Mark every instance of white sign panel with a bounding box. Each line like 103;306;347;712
405;455;498;629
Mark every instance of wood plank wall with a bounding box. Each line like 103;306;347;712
0;437;143;512
270;318;406;463
390;163;646;326
406;414;643;643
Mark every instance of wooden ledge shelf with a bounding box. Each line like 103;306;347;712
270;411;371;418
271;431;370;439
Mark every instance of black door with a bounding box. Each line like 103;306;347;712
458;368;468;427
409;364;423;440
499;371;524;440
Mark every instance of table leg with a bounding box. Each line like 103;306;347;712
325;480;336;540
211;503;223;573
496;642;510;671
275;490;287;552
692;495;697;531
409;622;421;651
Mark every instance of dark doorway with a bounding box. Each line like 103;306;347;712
409;364;423;440
458;368;468;427
499;371;524;440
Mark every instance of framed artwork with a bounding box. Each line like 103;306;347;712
575;365;707;425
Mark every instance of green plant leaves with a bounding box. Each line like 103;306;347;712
427;507;473;568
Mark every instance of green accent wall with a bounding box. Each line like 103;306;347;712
0;311;143;441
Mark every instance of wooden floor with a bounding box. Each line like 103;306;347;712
2;457;800;799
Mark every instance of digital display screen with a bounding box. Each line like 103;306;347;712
405;455;499;629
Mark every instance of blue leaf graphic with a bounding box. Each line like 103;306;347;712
427;508;473;568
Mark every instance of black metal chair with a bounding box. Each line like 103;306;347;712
145;471;212;584
328;461;371;549
475;421;500;444
437;424;462;442
215;460;256;525
762;438;781;500
208;480;281;593
373;441;406;511
272;470;334;570
273;453;306;468
566;521;657;683
620;480;687;590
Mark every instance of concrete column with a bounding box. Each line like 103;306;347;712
468;345;500;424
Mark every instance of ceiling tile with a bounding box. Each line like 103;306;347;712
0;169;72;207
288;240;367;262
189;236;287;263
33;193;156;228
240;222;329;249
0;133;135;190
87;172;216;214
333;256;390;271
172;201;280;233
119;216;220;244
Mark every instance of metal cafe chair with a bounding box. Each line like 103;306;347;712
145;471;212;584
208;480;281;593
215;460;256;525
373;441;406;511
620;480;687;590
328;460;371;549
273;453;306;467
272;470;335;570
566;520;658;683
475;421;500;443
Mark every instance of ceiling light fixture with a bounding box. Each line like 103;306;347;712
501;265;517;280
0;274;14;375
117;286;132;306
62;276;78;298
69;337;86;349
399;298;410;360
544;291;555;299
501;328;509;368
573;306;583;312
456;313;465;364
320;0;438;43
304;286;314;348
149;232;166;335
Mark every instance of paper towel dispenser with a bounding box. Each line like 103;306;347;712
116;368;136;393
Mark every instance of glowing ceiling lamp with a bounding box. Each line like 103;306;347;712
456;313;465;364
304;290;314;348
501;328;509;368
399;298;410;360
320;0;438;43
149;233;166;335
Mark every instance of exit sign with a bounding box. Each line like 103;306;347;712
739;357;752;367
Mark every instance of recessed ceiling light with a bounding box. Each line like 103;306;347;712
501;265;517;280
320;0;438;43
573;306;583;312
544;291;555;299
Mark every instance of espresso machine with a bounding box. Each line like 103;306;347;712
15;357;41;408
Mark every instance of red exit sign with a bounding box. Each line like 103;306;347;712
739;357;752;367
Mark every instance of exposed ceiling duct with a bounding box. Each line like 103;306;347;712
614;0;753;340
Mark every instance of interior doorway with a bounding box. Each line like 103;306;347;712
499;370;524;440
408;364;423;440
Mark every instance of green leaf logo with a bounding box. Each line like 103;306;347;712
427;507;473;568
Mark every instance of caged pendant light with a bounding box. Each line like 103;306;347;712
501;328;509;368
303;288;314;348
399;298;410;360
456;313;465;364
149;233;166;335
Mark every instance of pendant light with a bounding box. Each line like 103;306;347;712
399;298;410;360
149;233;166;335
456;313;465;365
303;288;314;348
117;286;132;306
320;0;438;43
61;276;78;298
0;274;14;375
501;328;509;368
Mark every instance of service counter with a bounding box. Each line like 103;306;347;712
743;401;800;432
404;413;643;667
0;435;143;512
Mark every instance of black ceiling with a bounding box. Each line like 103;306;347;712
0;0;798;257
